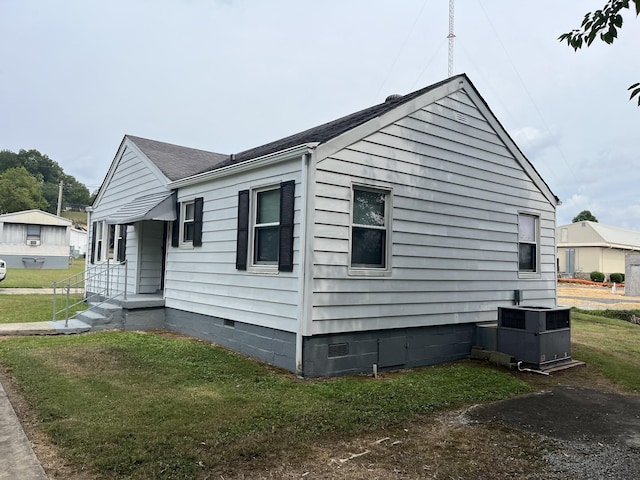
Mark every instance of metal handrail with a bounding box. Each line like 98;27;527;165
52;259;128;327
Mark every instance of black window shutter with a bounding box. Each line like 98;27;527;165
193;197;204;247
91;222;97;264
278;180;295;272
171;198;180;248
117;225;127;262
236;190;249;270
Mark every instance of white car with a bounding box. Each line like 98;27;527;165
0;258;5;282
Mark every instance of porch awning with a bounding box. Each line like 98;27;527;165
106;191;176;225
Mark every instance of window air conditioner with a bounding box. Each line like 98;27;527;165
27;239;41;246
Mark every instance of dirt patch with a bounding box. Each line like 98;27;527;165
558;283;640;310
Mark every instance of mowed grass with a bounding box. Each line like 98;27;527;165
0;332;532;479
1;261;85;288
571;309;640;392
0;295;86;323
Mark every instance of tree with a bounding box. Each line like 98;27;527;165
572;210;599;223
0;167;49;214
0;148;91;213
559;0;640;105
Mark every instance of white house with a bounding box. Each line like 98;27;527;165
0;209;72;269
70;227;88;258
86;74;559;376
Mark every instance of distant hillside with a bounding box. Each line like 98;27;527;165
61;210;88;228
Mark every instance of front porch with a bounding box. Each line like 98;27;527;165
73;293;166;332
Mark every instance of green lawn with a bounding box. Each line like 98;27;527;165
1;261;85;288
0;295;86;323
0;311;637;478
0;333;531;479
571;309;640;392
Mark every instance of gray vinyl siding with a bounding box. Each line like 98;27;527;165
310;90;557;335
164;158;303;333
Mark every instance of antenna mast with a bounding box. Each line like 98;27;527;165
447;0;455;77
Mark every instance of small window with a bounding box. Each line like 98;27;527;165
172;197;203;248
518;214;538;272
254;187;280;264
350;187;389;269
182;201;195;244
26;224;41;239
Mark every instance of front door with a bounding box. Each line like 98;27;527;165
137;221;165;294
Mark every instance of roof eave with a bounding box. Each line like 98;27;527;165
168;143;320;189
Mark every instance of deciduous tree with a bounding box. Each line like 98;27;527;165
572;210;599;223
559;0;640;105
0;167;49;213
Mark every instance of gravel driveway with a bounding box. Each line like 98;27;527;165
468;385;640;479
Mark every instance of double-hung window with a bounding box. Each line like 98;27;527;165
236;180;295;272
171;197;203;248
350;186;390;271
182;201;195;244
253;188;280;264
518;213;538;273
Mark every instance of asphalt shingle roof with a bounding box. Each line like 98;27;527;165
214;75;457;170
126;75;459;181
126;135;229;181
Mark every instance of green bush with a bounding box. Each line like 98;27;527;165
590;271;605;282
609;272;624;283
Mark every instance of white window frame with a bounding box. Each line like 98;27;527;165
248;184;280;274
348;184;392;276
179;200;196;248
95;220;105;262
94;221;124;263
518;212;539;276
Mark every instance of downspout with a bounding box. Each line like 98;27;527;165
296;152;312;376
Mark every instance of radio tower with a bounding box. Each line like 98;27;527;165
447;0;455;77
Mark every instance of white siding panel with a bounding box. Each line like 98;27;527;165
88;147;169;295
310;90;557;334
163;157;303;332
93;149;167;218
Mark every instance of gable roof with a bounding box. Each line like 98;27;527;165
0;209;71;226
126;135;229;181
559;221;640;250
167;74;557;206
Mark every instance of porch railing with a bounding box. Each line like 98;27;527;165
52;259;128;327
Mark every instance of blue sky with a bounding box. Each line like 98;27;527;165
1;0;638;228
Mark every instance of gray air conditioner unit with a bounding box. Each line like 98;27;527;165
497;306;571;369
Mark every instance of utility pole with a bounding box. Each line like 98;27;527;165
447;0;455;77
56;180;63;216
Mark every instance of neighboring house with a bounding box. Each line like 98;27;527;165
557;221;640;278
0;209;72;269
70;227;88;258
86;74;559;376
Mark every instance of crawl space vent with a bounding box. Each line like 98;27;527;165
328;343;349;358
